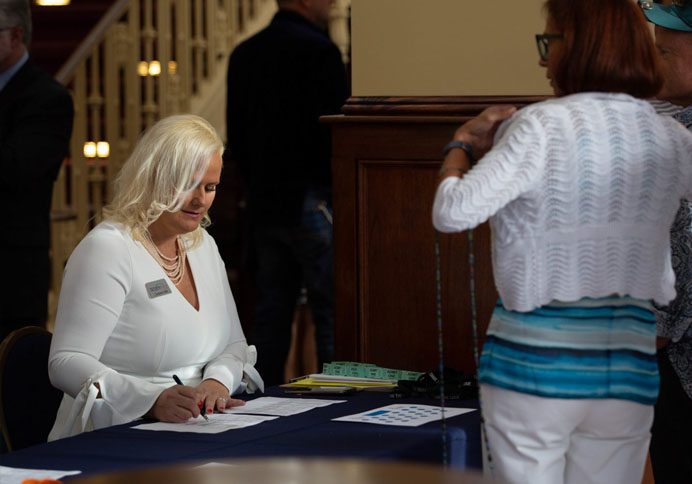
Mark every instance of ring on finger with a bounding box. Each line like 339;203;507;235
218;397;227;403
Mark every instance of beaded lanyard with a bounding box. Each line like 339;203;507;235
434;230;448;465
435;228;493;474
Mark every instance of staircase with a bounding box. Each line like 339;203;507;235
44;0;281;327
31;1;115;76
43;0;352;327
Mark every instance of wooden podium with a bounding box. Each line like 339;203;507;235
324;96;545;374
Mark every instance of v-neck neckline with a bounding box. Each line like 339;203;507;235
176;250;201;313
142;239;202;313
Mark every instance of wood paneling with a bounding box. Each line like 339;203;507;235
326;96;546;374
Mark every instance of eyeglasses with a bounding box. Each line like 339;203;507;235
535;33;563;62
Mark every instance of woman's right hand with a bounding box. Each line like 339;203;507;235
147;385;202;422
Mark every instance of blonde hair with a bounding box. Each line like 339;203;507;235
102;114;223;248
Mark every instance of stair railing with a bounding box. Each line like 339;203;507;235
48;0;351;327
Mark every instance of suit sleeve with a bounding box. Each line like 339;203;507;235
311;43;348;188
0;78;73;188
225;51;249;175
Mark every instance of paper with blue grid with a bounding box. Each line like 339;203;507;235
332;404;475;427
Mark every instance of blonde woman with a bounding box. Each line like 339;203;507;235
48;114;263;440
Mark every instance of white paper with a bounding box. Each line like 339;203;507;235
308;374;396;384
194;462;237;468
0;466;81;484
332;404;476;427
223;396;346;416
131;413;277;433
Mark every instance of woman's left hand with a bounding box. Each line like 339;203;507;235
196;378;246;415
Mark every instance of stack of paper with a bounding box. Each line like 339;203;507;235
282;373;398;391
322;361;422;381
311;374;397;385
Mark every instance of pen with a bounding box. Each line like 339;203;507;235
172;374;209;421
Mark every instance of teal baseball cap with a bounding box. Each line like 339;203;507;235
640;0;692;32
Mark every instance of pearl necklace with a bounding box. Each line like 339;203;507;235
142;230;187;285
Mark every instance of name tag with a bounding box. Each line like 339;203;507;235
145;279;172;299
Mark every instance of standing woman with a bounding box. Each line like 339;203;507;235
432;0;692;483
48;115;263;440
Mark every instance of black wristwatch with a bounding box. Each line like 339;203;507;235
442;140;475;165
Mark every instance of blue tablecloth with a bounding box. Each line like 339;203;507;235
0;387;481;477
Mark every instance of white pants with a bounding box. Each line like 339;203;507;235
480;384;653;484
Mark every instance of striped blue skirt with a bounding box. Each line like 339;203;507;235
478;297;659;405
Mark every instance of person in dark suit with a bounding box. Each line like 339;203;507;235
0;0;74;342
226;0;348;386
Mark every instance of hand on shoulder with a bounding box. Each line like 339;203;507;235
454;105;517;159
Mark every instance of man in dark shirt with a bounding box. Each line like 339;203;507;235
226;0;348;386
0;0;74;342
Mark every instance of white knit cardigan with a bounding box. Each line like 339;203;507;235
433;92;692;312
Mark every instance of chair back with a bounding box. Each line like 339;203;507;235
0;326;63;452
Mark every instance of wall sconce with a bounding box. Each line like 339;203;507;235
96;142;110;158
138;61;162;77
84;141;110;158
148;61;161;76
168;61;177;75
83;142;96;158
35;0;71;5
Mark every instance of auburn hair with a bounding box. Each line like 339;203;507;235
544;0;662;98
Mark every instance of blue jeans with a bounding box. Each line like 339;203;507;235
250;190;334;386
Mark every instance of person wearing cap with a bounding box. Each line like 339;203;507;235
640;1;692;482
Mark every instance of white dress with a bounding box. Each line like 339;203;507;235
48;221;262;440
